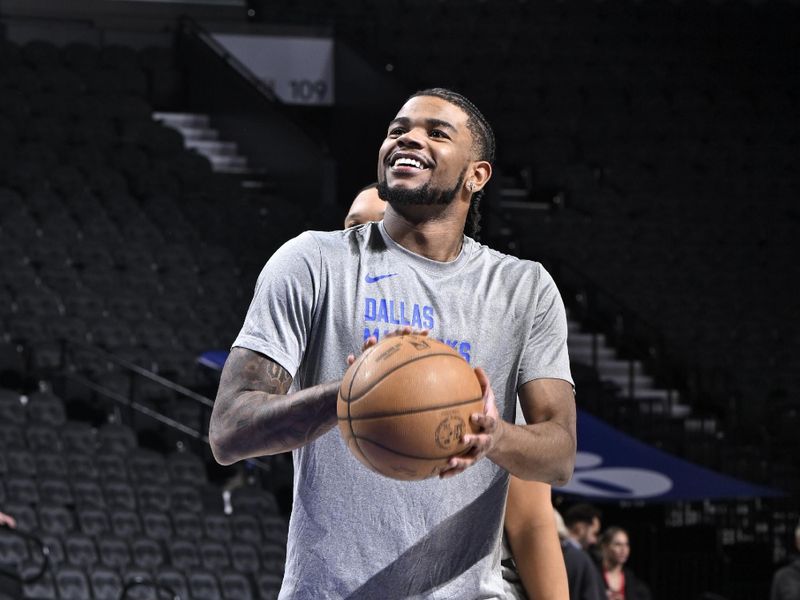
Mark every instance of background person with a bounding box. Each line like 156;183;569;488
598;526;653;600
562;503;606;600
771;519;800;600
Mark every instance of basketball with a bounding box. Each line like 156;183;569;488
337;334;484;481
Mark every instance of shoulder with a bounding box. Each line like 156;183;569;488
467;238;548;280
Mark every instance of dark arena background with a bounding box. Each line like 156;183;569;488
0;0;798;598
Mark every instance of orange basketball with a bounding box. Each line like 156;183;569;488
337;334;483;481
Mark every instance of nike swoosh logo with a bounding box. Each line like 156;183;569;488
365;273;398;283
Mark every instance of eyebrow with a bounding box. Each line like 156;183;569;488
389;117;457;132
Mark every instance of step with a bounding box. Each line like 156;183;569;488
568;345;617;362
175;127;220;142
638;401;692;419
568;331;608;346
153;111;209;129
603;372;657;391
186;139;239;156
207;155;248;170
595;358;645;377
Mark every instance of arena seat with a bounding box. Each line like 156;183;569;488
22;571;57;600
63;533;98;568
130;536;165;570
199;539;230;570
109;509;142;539
172;510;203;542
77;507;110;538
102;481;137;511
140;510;172;542
155;567;190;600
188;570;224;600
167;539;200;571
203;513;233;544
89;566;124;600
72;480;106;510
228;541;261;575
220;570;256;600
64;450;99;485
37;478;74;507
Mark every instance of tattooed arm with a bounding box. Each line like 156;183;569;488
208;347;340;465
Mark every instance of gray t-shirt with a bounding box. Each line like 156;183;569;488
234;221;573;600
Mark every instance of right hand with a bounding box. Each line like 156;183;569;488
346;326;429;366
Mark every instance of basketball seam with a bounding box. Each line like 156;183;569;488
337;395;483;421
354;435;472;461
346;352;471;403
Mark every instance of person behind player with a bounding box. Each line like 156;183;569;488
209;87;577;598
344;182;385;229
343;186;568;600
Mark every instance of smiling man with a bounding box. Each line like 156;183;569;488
209;88;576;599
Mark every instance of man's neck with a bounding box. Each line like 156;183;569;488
383;203;466;262
565;535;583;550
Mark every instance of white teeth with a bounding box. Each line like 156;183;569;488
394;157;424;169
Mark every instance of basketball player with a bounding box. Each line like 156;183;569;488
209;88;576;598
343;187;568;600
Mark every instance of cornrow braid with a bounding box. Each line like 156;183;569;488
465;190;483;240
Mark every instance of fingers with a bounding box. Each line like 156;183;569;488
439;430;494;479
384;326;429;339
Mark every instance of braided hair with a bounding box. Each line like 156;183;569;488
408;88;495;239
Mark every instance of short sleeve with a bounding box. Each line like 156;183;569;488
231;232;321;377
517;264;573;388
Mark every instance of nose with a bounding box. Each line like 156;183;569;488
396;127;424;148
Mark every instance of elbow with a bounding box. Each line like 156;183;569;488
548;432;576;487
550;456;575;488
208;427;239;466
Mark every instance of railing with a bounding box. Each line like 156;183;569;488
56;338;273;474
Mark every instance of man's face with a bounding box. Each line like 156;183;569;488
377;95;474;207
344;187;385;228
574;517;601;549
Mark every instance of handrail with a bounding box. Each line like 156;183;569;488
58;338;274;474
177;14;331;155
61;338;214;408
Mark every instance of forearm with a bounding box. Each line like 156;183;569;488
210;381;340;464
510;520;569;600
505;479;568;600
489;420;576;485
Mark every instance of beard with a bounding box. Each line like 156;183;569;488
378;168;467;207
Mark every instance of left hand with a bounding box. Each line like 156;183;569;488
439;367;504;479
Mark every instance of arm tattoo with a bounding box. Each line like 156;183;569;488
211;347;338;460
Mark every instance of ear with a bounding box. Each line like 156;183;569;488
466;160;492;193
